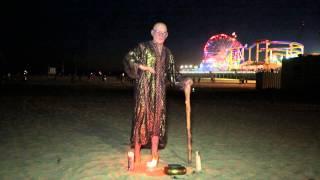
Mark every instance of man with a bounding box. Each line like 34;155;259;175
124;22;192;168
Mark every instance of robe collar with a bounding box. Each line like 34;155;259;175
150;41;166;58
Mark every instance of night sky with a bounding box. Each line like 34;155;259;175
1;0;319;73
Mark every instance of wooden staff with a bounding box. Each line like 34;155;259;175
184;83;192;164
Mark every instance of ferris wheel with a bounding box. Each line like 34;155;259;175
202;33;243;71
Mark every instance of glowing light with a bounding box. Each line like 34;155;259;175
201;33;243;72
232;32;237;38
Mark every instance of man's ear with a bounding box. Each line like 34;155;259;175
151;29;154;36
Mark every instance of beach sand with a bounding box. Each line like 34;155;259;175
0;82;319;179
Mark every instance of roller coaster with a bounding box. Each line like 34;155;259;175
240;39;304;71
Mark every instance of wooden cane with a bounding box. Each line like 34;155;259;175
184;83;192;164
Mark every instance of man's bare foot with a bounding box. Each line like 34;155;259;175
147;154;159;169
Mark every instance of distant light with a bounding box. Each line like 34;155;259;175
232;32;237;38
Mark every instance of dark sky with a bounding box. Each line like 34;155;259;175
1;0;320;73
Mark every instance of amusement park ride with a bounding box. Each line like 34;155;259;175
180;33;304;75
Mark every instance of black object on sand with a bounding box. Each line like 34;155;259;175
164;164;187;175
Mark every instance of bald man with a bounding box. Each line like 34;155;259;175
124;22;192;169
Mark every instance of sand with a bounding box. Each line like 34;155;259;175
0;81;319;179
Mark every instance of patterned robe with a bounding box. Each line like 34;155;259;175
124;41;178;149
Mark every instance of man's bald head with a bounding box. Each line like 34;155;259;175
153;22;167;31
151;22;168;45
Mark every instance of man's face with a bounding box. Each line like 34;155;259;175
151;24;168;45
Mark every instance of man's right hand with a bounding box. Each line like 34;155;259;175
139;65;155;74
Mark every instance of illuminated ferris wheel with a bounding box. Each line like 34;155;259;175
201;33;243;71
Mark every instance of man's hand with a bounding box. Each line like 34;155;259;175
139;65;155;74
184;78;193;87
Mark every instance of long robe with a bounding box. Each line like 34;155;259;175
123;41;178;149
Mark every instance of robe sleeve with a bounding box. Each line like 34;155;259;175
123;43;145;79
